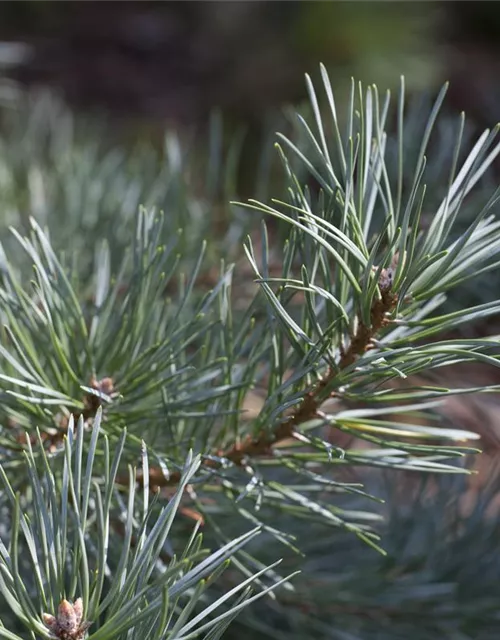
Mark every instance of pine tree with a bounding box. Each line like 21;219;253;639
0;66;499;639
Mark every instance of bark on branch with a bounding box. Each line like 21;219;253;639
134;286;398;492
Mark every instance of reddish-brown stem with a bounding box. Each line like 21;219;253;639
135;287;398;491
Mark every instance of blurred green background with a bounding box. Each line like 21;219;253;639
1;1;499;194
0;1;493;124
0;2;444;120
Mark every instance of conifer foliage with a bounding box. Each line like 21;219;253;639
0;66;499;638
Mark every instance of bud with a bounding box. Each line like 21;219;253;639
57;599;78;633
42;597;90;639
376;252;400;291
42;612;57;632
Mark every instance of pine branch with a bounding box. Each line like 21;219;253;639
3;66;500;640
0;411;296;640
139;282;398;491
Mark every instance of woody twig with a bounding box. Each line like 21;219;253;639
133;280;398;492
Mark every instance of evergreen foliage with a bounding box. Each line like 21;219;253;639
0;66;499;639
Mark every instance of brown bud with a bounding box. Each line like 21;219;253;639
42;597;90;639
57;599;78;633
73;598;83;625
42;612;57;631
376;252;400;291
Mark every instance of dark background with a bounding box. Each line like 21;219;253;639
0;1;498;130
